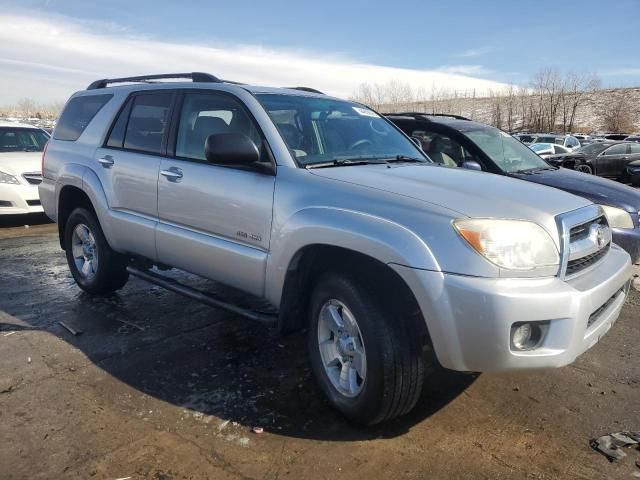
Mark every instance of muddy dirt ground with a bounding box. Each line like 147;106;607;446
0;215;639;480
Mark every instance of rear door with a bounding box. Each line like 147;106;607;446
94;91;175;259
156;90;275;296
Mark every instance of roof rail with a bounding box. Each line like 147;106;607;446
87;72;222;90
385;112;471;121
287;87;325;94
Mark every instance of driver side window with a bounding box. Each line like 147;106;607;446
410;129;481;169
603;144;627;156
176;92;263;161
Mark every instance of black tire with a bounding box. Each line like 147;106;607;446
576;163;593;175
64;207;129;295
308;272;426;425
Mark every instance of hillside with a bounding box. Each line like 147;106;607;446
380;87;640;133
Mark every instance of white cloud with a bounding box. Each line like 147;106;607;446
455;47;492;58
436;64;492;76
601;68;640;76
0;14;510;104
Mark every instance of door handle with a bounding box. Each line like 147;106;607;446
98;156;114;168
160;167;183;181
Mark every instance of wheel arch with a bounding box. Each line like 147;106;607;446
269;208;437;344
56;166;113;250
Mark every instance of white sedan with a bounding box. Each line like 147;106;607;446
529;142;571;159
0;122;49;215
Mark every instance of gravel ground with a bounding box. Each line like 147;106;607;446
0;218;639;480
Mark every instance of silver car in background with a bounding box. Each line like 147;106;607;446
0;121;48;215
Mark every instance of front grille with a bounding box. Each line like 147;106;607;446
569;215;606;242
566;244;609;276
26;199;41;206
22;172;42;185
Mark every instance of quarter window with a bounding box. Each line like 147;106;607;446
176;92;262;161
54;94;112;141
122;93;173;155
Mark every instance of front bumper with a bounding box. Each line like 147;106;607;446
392;245;633;372
0;183;43;215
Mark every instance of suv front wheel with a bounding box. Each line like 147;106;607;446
64;207;129;294
308;273;425;425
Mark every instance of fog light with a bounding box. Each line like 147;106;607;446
512;323;532;349
510;321;549;351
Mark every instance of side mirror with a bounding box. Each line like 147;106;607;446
462;160;482;171
205;133;260;166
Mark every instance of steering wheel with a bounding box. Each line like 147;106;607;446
349;139;373;151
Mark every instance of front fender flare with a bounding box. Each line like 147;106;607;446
265;206;440;306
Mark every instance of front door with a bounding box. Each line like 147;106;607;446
156;91;275;297
597;143;628;177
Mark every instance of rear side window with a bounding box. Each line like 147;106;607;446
53;94;112;141
123;93;173;154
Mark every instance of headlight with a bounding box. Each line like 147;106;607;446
600;205;634;229
0;170;19;184
454;219;559;271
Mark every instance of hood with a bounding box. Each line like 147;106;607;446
511;167;640;213
309;163;590;220
0;152;42;176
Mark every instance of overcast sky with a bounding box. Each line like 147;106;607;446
1;0;639;105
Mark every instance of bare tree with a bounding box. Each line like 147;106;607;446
600;92;634;133
16;97;37;118
561;71;600;132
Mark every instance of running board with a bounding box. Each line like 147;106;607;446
126;266;278;326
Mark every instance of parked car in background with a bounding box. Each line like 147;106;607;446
513;133;536;144
604;133;630;141
0;121;49;215
627;160;640;187
545;141;640;180
527;134;581;151
387;113;640;263
573;134;592;144
529;142;572;158
625;135;640;143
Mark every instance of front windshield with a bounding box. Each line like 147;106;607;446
0;127;49;152
464;127;549;173
256;94;427;166
578;143;608;155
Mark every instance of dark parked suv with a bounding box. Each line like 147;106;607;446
387;113;640;264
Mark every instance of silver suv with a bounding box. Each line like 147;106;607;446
40;73;633;425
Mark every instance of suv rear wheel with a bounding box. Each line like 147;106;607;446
308;272;426;425
64;207;129;294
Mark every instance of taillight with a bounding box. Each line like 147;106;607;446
41;142;49;176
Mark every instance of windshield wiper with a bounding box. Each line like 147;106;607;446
305;158;388;169
383;155;426;163
513;166;557;174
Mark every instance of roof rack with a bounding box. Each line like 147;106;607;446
287;87;325;94
87;72;221;90
384;112;471;121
